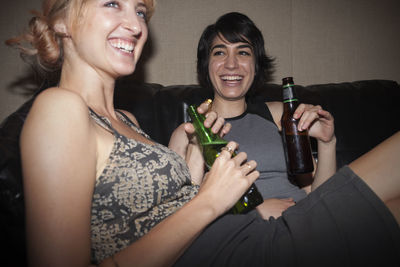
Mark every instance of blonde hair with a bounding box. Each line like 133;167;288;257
5;0;155;74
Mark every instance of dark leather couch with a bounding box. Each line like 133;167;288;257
1;79;400;266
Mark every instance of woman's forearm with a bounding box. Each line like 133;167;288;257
311;136;337;191
101;194;217;267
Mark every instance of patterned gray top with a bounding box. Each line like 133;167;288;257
89;109;199;264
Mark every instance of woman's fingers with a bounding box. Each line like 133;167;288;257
199;141;260;214
295;104;335;142
197;99;231;136
256;198;296;219
220;141;237;155
219;122;232;137
197;98;213;114
295;104;327;131
219;142;258;178
317;109;334;122
240;160;258;176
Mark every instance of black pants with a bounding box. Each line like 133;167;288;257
174;166;400;267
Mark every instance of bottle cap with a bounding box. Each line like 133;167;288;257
282;77;294;85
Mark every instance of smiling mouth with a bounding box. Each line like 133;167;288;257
109;39;134;54
221;75;243;81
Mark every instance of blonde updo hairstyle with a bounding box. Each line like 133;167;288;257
6;0;155;74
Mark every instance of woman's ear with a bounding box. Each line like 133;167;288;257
53;20;70;37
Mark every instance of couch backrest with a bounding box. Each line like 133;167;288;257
115;79;400;168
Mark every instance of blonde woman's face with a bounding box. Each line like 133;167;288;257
69;0;149;78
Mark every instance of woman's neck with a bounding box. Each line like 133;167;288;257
211;97;247;119
58;62;117;118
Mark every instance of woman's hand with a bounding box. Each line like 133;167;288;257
256;198;295;219
169;100;231;184
294;104;337;190
169;100;232;155
294;104;335;144
196;141;259;215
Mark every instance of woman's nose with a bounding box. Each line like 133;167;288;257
224;54;238;69
122;14;142;36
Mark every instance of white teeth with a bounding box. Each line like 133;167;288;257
110;40;134;53
221;75;242;81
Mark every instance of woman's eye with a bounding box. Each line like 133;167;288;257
239;50;251;56
137;10;147;19
105;1;119;8
213;51;224;56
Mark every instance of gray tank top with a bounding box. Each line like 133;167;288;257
224;102;306;202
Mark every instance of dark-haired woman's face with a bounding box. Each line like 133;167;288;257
208;35;255;101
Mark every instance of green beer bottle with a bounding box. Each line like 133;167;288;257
187;104;263;214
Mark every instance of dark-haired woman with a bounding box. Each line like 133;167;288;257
196;12;337;219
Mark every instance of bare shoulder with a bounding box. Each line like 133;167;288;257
31;87;89;116
26;87;90;127
20;87;97;187
21;87;94;152
117;109;140;127
265;101;283;129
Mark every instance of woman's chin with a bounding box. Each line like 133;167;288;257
113;65;136;78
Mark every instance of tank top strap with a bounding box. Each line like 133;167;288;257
246;99;275;124
88;107;116;134
115;110;137;127
114;110;151;139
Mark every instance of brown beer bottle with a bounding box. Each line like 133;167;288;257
281;77;314;176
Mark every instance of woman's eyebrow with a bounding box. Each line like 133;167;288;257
211;44;227;51
237;44;253;50
137;2;147;9
211;43;252;52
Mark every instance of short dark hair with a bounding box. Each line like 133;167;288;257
197;12;275;96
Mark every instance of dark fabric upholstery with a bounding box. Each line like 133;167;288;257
1;79;399;266
0;98;33;267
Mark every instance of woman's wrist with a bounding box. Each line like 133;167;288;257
318;135;337;147
191;191;223;220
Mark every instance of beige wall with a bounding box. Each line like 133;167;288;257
1;0;400;121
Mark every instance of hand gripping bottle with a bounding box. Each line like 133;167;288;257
187;104;263;214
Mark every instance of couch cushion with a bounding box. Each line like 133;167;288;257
305;80;400;167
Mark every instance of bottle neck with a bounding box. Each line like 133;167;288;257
282;84;299;112
187;105;227;145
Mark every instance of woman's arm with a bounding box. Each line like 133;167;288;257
294;104;336;190
311;135;336;190
267;101;336;191
168;122;205;184
102;141;259;267
101;186;218;267
21;88;97;267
